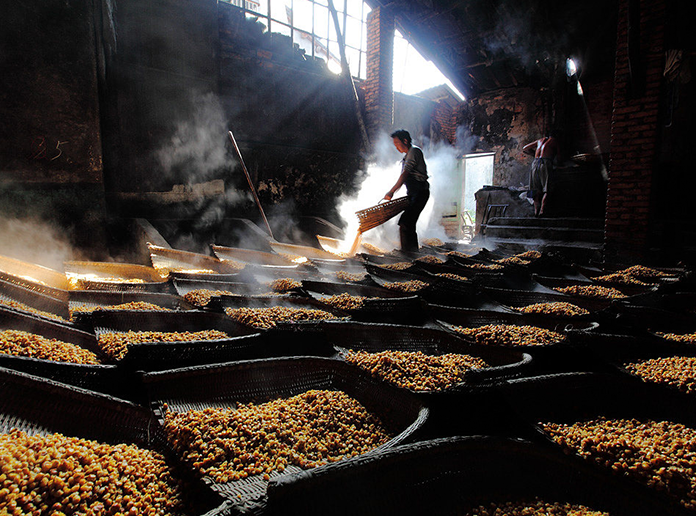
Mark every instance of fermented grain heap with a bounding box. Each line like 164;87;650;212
0;329;99;364
543;418;696;510
70;301;172;318
517;302;589;317
382;280;428;293
0;430;186;516
321;293;368;311
553;285;626;299
343;350;489;391
163;390;391;482
624;356;696;394
225;306;338;329
98;330;230;360
0;298;65;322
452;324;565;346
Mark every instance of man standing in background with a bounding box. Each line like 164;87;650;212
523;133;559;217
384;129;430;252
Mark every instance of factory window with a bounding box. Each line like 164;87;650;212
394;29;465;100
224;0;370;79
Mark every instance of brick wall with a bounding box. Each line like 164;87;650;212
605;0;666;259
365;6;395;140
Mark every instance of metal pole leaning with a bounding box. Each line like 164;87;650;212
227;130;274;240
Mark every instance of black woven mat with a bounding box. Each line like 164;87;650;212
142;357;428;514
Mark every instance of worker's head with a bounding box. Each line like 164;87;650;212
391;129;412;154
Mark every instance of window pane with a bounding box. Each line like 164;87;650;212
346;0;363;19
327;40;342;74
245;0;268;16
293;0;313;33
314;4;329;39
314;0;328;6
270;0;292;24
270;20;292;37
344;15;362;48
359;51;366;79
294;29;313;57
344;46;360;74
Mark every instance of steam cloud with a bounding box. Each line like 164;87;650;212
156;92;236;183
0;217;79;271
335;130;470;252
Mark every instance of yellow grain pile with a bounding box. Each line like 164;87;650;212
0;329;99;364
517;302;590;317
434;273;468;282
0;298;65;322
98;330;230;360
334;271;367;283
554;285;626;299
163;390;392;482
225;306;339;329
655;332;696;344
268;278;302;292
321;294;368;311
343;349;489;391
625;356;696;394
543;418;696;510
182;289;231;307
452;324;565;346
382;280;429;293
0;429;186;516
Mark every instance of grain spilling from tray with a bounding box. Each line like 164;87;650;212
382;280;429;293
462;498;609;515
624;356;696;394
554;285;626;299
421;238;444;247
517;302;590;317
452;324;565;346
361;243;388;255
163;389;392;482
0;429;186;516
98;330;230;360
0;298;66;322
224;306;339;329
542;418;696;510
0;329;99;364
343;349;489;391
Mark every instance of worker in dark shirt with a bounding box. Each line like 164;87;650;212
523;134;559;217
384;129;430;252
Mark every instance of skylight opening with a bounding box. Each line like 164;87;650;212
394;29;465;101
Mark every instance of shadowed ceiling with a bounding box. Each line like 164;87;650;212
368;0;619;97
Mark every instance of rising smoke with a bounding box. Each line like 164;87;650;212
154;92;251;250
335;130;468;252
155;92;236;184
0;217;80;270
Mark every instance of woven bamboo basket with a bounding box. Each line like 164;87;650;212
356;197;409;234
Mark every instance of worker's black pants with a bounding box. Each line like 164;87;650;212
398;188;430;252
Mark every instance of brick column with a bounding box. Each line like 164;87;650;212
365;6;394;142
605;0;666;260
